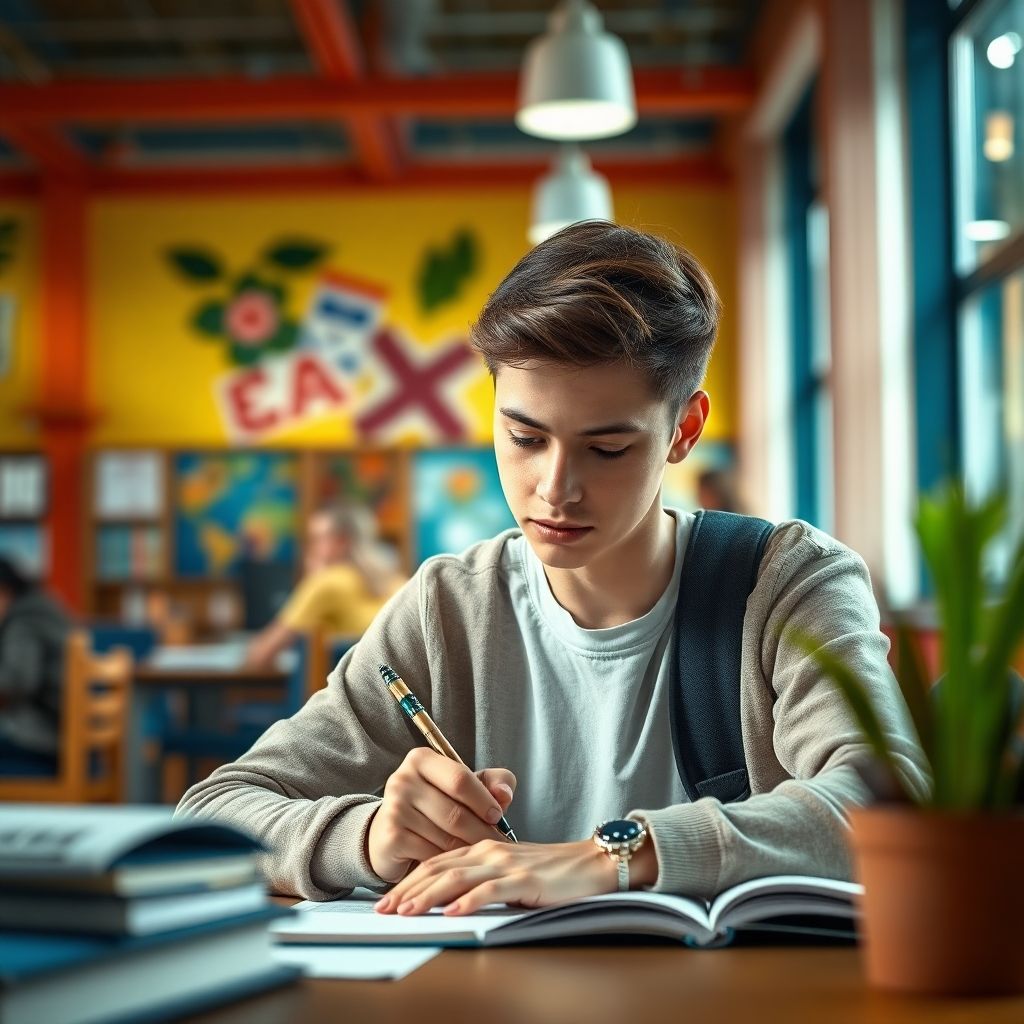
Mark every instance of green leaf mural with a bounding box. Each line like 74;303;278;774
263;239;330;271
167;247;224;282
417;228;480;313
192;300;225;337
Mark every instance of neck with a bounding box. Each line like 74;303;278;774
542;507;677;629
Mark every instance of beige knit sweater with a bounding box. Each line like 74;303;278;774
177;520;929;900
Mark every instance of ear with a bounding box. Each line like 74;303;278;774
667;391;709;465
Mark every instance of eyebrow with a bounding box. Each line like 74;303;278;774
499;407;644;437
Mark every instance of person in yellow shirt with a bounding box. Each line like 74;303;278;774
244;504;405;669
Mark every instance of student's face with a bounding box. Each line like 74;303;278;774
305;515;348;573
493;360;707;571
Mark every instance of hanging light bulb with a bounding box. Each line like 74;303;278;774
516;0;637;141
528;144;614;245
983;110;1014;162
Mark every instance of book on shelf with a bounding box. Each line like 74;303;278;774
270;875;862;950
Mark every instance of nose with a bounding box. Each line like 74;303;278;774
535;444;583;508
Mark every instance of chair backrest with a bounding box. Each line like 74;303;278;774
304;628;356;702
0;630;133;803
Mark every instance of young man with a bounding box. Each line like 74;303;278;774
178;221;927;914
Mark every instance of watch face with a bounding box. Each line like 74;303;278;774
597;819;643;845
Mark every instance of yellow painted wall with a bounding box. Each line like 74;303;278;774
0;203;40;448
90;185;736;447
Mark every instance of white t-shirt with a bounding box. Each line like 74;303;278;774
485;509;692;843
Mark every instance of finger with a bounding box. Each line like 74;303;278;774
477;768;517;809
400;803;467;856
410;779;504;847
379;845;475;911
444;876;526;916
416;754;506;826
397;864;499;915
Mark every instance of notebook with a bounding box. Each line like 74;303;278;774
271;875;862;949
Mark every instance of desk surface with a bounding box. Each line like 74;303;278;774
182;942;1024;1024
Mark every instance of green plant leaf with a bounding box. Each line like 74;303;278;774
263;239;329;271
191;300;225;337
893;622;935;771
416;230;480;313
789;629;916;802
167;247;224;282
0;219;17;244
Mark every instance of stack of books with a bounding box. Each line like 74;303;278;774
0;804;299;1024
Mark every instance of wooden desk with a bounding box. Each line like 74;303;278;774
179;943;1024;1024
129;650;291;803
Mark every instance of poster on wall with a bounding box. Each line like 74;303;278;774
173;452;298;577
95;451;164;519
0;456;46;518
412;448;516;563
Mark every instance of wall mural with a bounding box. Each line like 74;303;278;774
166;230;482;445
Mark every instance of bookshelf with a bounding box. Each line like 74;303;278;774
0;452;48;578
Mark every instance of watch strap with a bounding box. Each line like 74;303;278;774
616;855;629;892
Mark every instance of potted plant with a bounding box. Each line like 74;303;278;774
797;484;1024;996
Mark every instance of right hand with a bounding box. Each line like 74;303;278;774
367;747;517;884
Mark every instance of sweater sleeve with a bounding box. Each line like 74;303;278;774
0;620;45;700
628;527;931;899
174;572;433;901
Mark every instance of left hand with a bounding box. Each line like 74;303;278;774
374;839;618;917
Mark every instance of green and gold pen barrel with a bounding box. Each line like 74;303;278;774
379;664;463;762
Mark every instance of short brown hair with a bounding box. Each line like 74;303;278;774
470;220;721;407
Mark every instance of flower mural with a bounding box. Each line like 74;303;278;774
166;239;329;367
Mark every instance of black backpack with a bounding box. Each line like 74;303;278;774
671;509;774;804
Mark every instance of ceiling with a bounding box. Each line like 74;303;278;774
0;1;764;184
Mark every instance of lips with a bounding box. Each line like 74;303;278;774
533;519;588;530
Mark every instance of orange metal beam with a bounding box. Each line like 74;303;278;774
289;0;401;182
34;179;92;611
0;121;89;175
0;68;755;123
88;156;729;195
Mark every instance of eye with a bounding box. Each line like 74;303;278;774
592;447;630;459
508;432;541;449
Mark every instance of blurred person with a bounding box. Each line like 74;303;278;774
696;467;745;514
0;556;73;771
244;504;406;669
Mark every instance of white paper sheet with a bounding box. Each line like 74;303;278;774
272;943;442;980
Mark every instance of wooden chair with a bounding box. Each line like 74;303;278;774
0;631;133;803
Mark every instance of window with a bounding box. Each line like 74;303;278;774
951;0;1024;577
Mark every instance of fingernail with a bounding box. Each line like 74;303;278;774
397;901;414;914
374;897;389;912
444;902;460;915
486;806;501;824
496;784;513;801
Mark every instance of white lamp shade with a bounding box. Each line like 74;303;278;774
528;146;614;245
516;1;637;141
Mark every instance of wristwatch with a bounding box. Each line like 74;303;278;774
592;818;648;892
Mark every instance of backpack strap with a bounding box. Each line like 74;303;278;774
670;509;774;804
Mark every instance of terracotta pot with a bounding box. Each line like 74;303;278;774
848;806;1024;995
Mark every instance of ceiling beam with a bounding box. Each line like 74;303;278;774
85;156;730;196
0;122;89;176
289;0;401;182
0;68;755;124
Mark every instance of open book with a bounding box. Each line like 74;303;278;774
0;805;263;896
271;875;862;949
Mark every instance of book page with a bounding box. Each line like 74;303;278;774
709;875;862;931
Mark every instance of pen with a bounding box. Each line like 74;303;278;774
378;663;518;843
